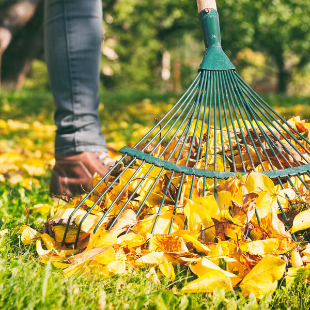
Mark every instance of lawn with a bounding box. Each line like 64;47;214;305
1;89;310;309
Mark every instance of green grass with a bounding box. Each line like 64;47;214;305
1;89;310;309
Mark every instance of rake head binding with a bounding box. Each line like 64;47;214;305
63;0;310;248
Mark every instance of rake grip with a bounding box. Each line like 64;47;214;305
197;0;217;13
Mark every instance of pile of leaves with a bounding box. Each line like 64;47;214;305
21;116;310;300
0;119;55;188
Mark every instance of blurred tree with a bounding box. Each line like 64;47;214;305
0;0;309;93
250;0;310;93
0;0;43;89
214;0;310;93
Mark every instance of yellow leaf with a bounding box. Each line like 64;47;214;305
74;212;101;234
240;239;280;256
240;255;286;299
41;233;60;251
104;260;126;275
133;212;183;238
20;178;41;189
255;192;273;219
181;270;234;293
291;249;303;267
87;230;117;250
243;172;275;194
149;234;188;252
173;232;210;254
117;233;145;249
291;209;310;234
184;196;219;242
20;225;40;245
52;225;89;244
95;247;116;265
22;158;46;176
159;255;175;281
217;191;232;211
302;244;310;256
29;204;52;214
190;257;242;287
135;252;165;266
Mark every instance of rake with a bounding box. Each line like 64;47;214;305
63;0;310;248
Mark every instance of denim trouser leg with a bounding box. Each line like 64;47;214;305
44;0;107;156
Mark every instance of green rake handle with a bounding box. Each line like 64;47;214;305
197;0;235;70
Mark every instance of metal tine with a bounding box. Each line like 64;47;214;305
240;82;310;166
185;70;207;167
124;94;205;235
74;157;143;248
230;72;286;171
216;72;227;172
278;176;297;210
222;71;247;172
231;74;297;227
213;71;218;199
154;89;205;235
236;81;292;170
92;101;200;239
297;173;310;191
73;75;204;245
140;74;202;152
239;86;305;169
230;72;277;170
188;71;209;203
150;171;175;236
236;74;310;155
193;71;211;197
204;71;214;194
276;177;298;241
219;72;236;172
133;73;202;149
168;173;186;234
61;155;127;246
106;162;158;231
146;80;201;157
286;175;300;193
224;71;256;171
185;71;207;201
226;71;263;170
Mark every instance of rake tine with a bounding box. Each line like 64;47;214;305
141;74;202;152
219;72;236;172
241;86;310;166
237;74;310;155
226;71;259;170
73;157;138;248
222;71;247;172
62;155;127;246
134;73;202;149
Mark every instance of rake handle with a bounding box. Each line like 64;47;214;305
197;0;217;13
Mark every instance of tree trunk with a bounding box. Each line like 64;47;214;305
0;0;44;89
0;0;40;53
275;53;290;94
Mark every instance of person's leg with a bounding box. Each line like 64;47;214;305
45;0;107;156
45;0;114;196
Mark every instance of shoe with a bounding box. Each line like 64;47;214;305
50;151;115;197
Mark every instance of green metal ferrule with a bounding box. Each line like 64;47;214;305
199;8;235;71
120;146;310;179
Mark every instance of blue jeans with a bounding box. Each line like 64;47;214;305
44;0;107;156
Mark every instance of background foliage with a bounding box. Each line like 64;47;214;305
0;0;310;93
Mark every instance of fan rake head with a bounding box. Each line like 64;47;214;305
62;3;310;248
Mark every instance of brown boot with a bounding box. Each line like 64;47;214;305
50;152;115;197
